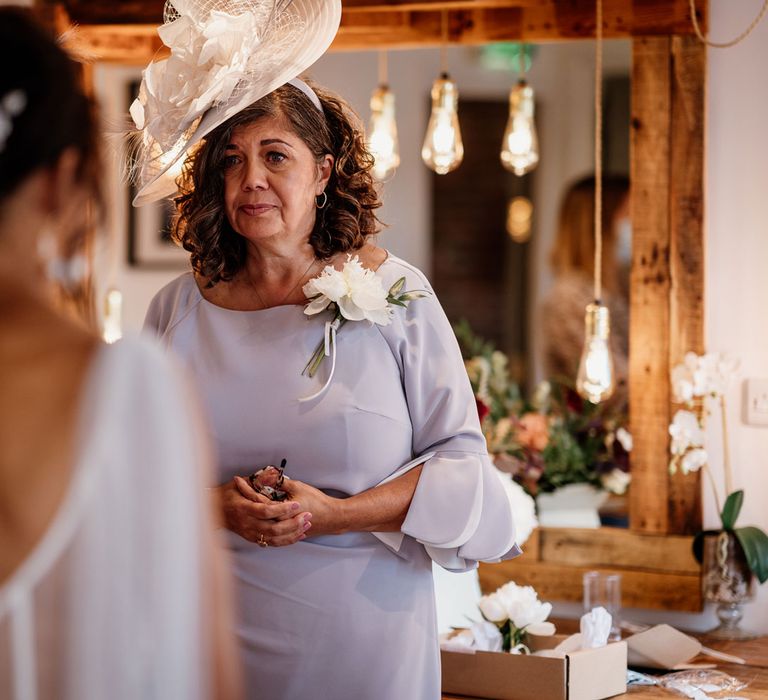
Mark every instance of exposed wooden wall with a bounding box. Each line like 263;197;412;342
50;0;707;62
629;35;704;536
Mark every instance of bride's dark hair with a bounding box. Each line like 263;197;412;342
174;80;382;286
0;8;101;207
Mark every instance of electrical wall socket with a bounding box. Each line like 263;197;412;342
744;378;768;426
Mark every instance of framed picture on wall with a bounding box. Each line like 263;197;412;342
127;189;189;269
126;79;189;270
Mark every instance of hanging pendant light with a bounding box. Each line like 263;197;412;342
500;45;539;176
576;0;615;404
421;74;463;174
367;51;400;180
422;12;463;175
576;302;615;403
501;80;539;176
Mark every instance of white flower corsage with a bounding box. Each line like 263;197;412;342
299;255;425;401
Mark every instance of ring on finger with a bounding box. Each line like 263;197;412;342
257;534;269;548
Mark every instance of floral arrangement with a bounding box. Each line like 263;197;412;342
670;352;768;584
478;581;554;653
455;322;631;497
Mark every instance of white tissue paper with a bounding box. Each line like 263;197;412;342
439;621;503;654
580;606;613;649
472;621;504;652
439;629;476;653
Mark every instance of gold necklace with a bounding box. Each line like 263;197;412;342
250;257;319;310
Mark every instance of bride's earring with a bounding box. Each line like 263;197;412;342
37;226;88;292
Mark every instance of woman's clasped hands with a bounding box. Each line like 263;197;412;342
216;475;343;547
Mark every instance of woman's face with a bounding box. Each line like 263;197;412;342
221;116;332;246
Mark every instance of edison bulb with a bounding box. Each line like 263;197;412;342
506;196;533;243
421;75;464;175
367;85;400;180
576;302;615;404
500;81;539;176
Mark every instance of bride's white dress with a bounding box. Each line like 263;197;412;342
0;336;219;700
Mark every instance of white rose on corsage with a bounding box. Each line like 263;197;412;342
299;255;426;401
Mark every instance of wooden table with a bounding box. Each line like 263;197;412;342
443;633;768;699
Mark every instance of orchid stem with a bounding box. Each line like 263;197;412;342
719;395;733;496
702;463;722;517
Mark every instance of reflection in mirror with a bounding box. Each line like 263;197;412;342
93;39;632;523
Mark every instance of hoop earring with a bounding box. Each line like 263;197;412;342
316;191;328;209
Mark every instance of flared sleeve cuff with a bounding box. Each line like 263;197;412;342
373;452;521;572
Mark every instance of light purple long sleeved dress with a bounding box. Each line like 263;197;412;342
145;253;520;700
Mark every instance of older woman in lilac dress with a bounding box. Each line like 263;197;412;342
145;79;520;699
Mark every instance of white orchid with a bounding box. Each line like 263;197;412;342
671;351;739;405
669;409;705;456
668;350;741;489
680;447;708;474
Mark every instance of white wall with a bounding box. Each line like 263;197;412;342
701;2;768;631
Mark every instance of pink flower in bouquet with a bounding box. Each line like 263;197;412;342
516;412;549;451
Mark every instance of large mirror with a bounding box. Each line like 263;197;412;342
68;0;705;613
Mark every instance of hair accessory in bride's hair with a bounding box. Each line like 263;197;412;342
128;0;341;207
0;90;26;155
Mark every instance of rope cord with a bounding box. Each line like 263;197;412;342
689;0;768;48
440;11;448;75
378;50;388;86
593;0;603;303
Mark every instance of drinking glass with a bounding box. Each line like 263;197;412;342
582;571;622;641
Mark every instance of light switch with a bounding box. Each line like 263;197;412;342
744;378;768;426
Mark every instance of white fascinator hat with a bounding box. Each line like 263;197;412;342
129;0;341;206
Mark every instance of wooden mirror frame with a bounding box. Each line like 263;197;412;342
48;0;707;611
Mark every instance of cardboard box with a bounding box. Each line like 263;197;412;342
441;640;627;700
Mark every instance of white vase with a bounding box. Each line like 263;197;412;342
535;483;609;528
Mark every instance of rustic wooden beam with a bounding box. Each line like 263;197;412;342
537;527;699;574
67;24;165;64
479;558;702;612
667;35;705;534
333;1;705;50
628;36;673;535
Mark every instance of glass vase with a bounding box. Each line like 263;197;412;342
701;531;757;640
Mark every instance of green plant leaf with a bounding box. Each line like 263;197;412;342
734;526;768;584
692;530;721;564
720;490;744;530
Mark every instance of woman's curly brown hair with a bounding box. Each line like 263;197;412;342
173;80;382;286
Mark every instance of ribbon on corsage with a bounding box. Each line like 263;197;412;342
299;255;425;402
